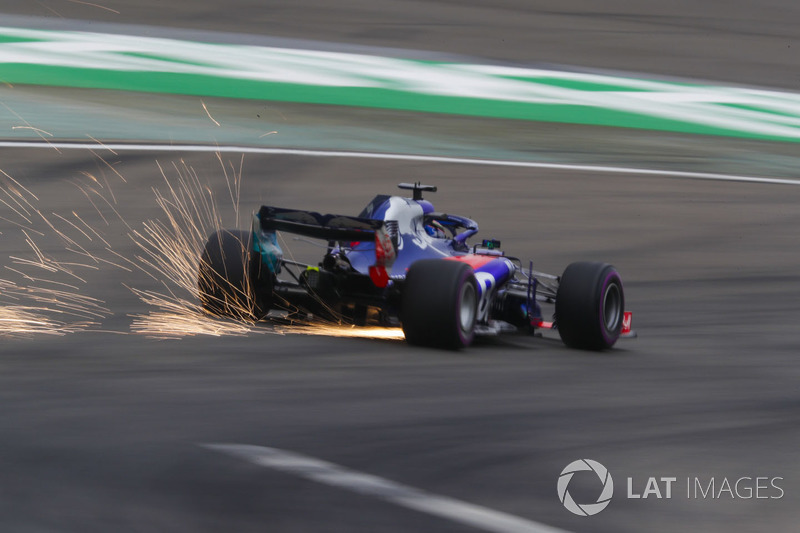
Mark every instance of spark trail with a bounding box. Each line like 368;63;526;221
0;169;110;337
2;147;404;342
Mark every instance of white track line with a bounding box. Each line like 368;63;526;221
2;141;799;186
203;443;571;533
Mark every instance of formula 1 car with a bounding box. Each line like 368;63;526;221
198;183;632;349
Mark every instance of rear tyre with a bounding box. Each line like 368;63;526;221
555;262;624;350
401;259;478;349
198;229;272;320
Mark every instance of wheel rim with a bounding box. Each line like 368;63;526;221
459;282;477;334
603;283;622;331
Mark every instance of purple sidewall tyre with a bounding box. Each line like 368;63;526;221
555;262;624;350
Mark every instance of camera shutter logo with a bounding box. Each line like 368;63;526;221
558;459;614;516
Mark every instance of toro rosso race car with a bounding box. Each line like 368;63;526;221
198;183;632;349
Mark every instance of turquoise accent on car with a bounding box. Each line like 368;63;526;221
252;214;283;274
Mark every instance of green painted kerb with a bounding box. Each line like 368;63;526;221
0;64;767;141
3;26;800;143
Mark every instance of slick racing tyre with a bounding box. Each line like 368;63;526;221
555;262;624;350
401;259;478;349
198;229;272;320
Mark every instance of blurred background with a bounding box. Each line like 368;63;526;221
0;2;798;532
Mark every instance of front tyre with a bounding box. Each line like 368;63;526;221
555;262;624;350
401;259;478;349
198;229;272;320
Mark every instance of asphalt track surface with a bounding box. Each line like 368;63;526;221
2;3;800;533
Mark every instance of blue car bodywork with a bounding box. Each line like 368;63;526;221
252;183;548;332
198;183;630;349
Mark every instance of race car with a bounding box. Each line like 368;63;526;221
197;183;632;349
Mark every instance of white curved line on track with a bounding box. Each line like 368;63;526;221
2;141;799;186
203;443;572;533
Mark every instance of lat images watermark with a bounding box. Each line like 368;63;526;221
558;460;786;517
557;459;614;516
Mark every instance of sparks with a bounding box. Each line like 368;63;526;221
2;147;402;343
277;322;406;341
123;157;270;337
201;101;221;127
0;170;111;337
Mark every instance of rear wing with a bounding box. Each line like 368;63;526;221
257;206;384;242
254;206;396;287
